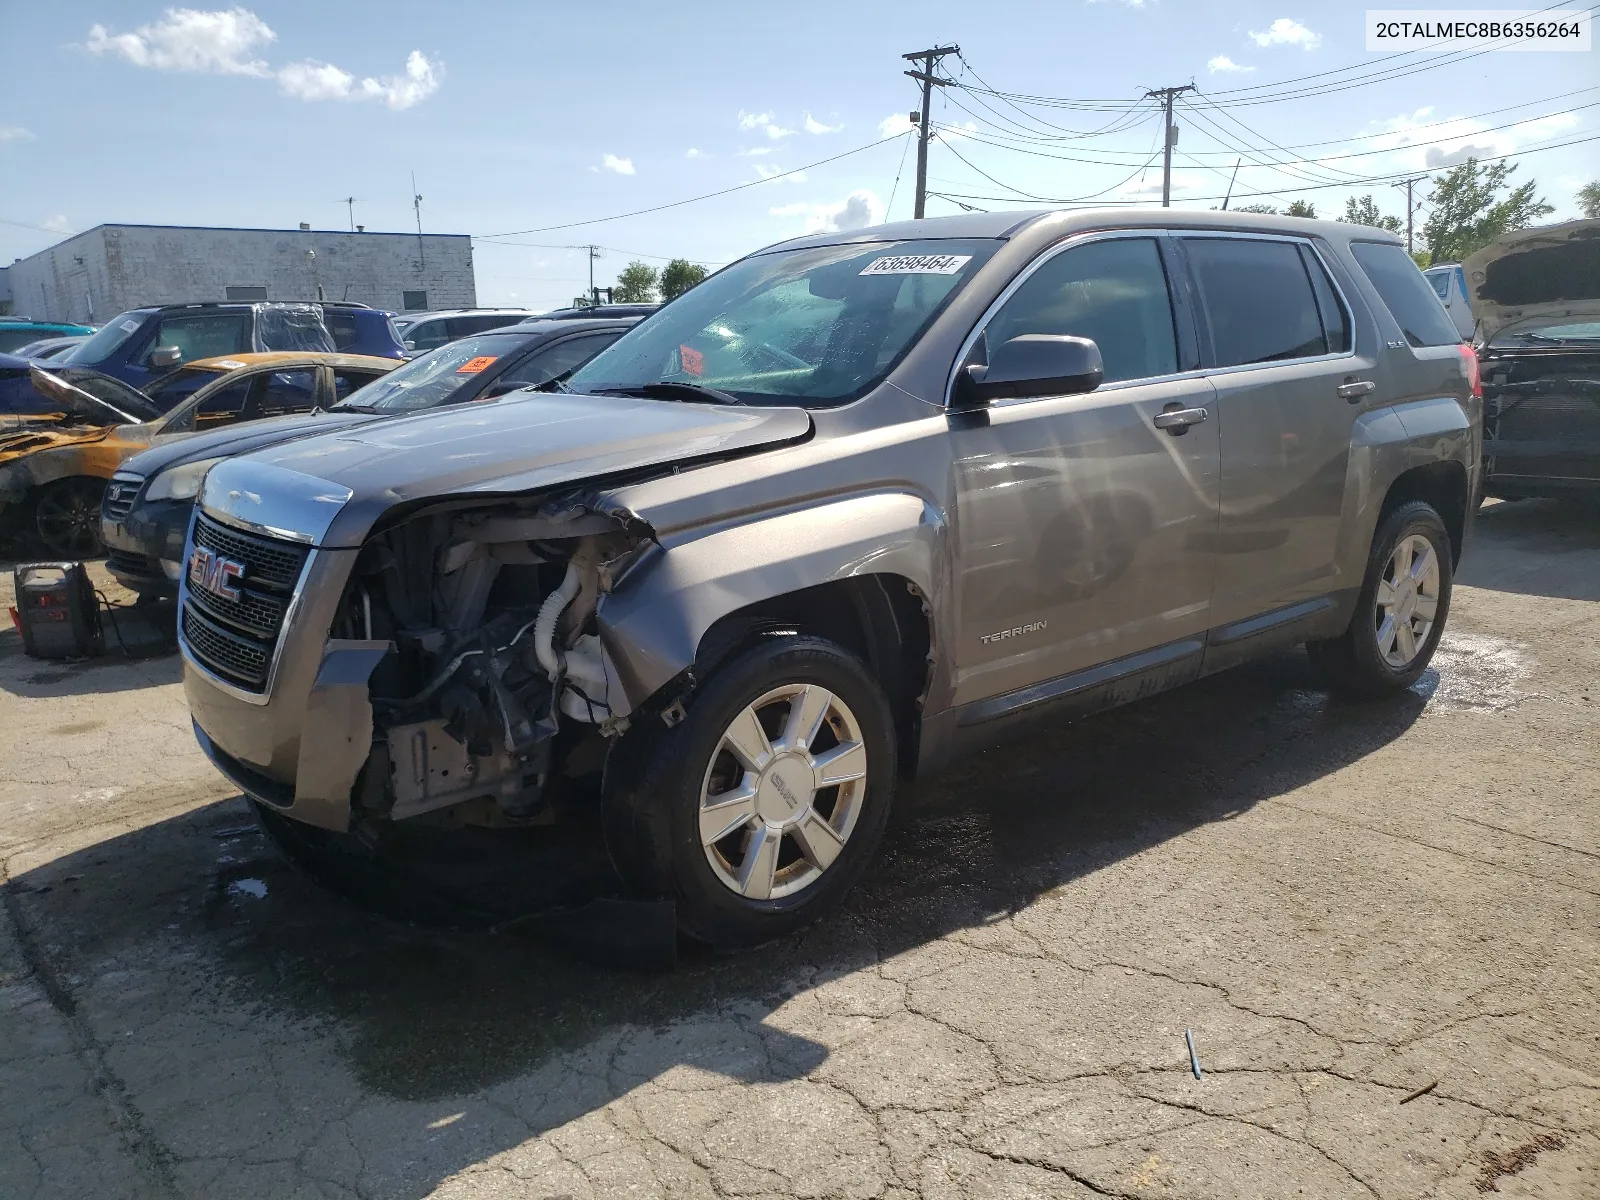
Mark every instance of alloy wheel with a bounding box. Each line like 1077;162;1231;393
34;481;105;558
698;683;869;901
1375;532;1440;669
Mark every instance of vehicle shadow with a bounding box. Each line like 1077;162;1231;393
1461;497;1600;602
6;645;1438;1196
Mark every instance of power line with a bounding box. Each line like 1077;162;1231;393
480;134;906;237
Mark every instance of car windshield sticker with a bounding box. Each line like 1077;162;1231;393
455;356;498;375
120;319;141;332
680;345;705;376
214;359;247;370
859;254;973;276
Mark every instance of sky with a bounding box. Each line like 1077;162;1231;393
1;0;1595;312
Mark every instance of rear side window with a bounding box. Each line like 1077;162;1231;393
1185;237;1327;367
405;319;451;352
324;311;360;349
1299;245;1351;354
985;237;1178;385
1426;270;1451;300
1349;242;1461;347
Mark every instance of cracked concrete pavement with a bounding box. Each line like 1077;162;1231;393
1;497;1596;1199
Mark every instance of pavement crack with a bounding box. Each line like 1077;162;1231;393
1447;812;1600;861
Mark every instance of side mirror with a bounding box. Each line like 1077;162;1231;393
953;334;1103;407
149;346;183;370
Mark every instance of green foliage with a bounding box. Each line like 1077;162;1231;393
613;261;659;303
1578;180;1600;220
1234;203;1279;214
660;258;708;301
1422;159;1554;264
1340;194;1404;234
1285;200;1317;219
1410;250;1433;269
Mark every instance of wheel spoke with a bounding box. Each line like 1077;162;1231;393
1409;543;1436;583
1376;613;1399;656
721;706;773;771
810;740;867;788
1390;539;1413;581
735;824;782;899
1375;579;1397;608
1395;621;1418;663
782;685;832;752
1414;594;1438;622
791;810;844;871
699;783;758;846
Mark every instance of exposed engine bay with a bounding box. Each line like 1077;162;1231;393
330;496;653;827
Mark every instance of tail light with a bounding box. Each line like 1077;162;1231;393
1457;343;1482;400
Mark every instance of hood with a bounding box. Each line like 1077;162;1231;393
202;391;814;547
119;410;377;481
1464;218;1600;343
28;364;164;424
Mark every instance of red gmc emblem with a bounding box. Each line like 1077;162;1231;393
188;546;245;602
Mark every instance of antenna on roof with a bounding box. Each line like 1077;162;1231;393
342;196;361;231
411;172;425;270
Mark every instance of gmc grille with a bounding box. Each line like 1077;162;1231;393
181;513;310;692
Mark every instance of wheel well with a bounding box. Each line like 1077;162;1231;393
694;576;932;777
1380;460;1468;565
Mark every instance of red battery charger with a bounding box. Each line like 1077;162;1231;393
11;562;104;659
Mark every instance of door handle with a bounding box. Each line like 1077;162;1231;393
1153;406;1209;435
1337;379;1376;402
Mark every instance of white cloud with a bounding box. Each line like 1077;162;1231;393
0;125;37;142
42;214;71;234
803;112;842;135
879;111;915;138
85;9;439;109
685;147;705;158
1426;142;1496;168
1362;105;1578;174
1208;55;1254;73
85;6;275;76
770;189;885;233
1248;18;1321;49
602;153;636;175
736;108;793;139
739;146;775;157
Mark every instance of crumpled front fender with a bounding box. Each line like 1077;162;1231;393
596;491;944;712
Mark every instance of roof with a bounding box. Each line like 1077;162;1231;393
181;352;403;372
765;206;1405;252
512;317;642;335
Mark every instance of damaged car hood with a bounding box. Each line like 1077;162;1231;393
202;390;814;547
1464;218;1600;343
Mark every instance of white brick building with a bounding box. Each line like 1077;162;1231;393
5;224;476;323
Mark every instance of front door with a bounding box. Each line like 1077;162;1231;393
1180;235;1370;627
949;234;1220;709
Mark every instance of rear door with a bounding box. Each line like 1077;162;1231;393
948;233;1221;707
1180;234;1367;628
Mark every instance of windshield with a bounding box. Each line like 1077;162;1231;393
567;238;999;406
331;332;527;413
63;310;153;365
1492;320;1600;346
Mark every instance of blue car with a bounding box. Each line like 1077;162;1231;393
0;319;95;355
48;301;405;405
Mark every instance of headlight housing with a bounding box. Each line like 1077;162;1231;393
144;456;226;503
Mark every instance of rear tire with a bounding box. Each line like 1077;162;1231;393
602;635;896;949
1307;500;1453;698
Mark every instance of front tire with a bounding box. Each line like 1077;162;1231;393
29;478;107;557
602;635;896;949
1307;500;1453;698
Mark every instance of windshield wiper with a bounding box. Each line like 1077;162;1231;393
329;403;384;414
592;381;745;406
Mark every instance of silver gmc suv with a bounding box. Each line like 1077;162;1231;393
178;210;1479;948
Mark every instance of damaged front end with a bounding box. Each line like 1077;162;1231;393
196;493;657;834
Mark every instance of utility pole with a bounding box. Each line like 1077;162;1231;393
586;245;602;306
1221;159;1241;211
1393;176;1425;255
1143;84;1195;208
411;172;426;270
902;44;959;219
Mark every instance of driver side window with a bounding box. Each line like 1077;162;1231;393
143;313;253;366
984;238;1179;385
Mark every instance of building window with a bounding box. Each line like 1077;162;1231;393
225;285;269;301
403;290;428;311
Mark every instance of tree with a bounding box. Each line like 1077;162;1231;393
1234;203;1279;214
1578;180;1600;219
660;258;708;301
1285;200;1317;219
1422;159;1554;264
613;261;659;303
1340;194;1403;233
